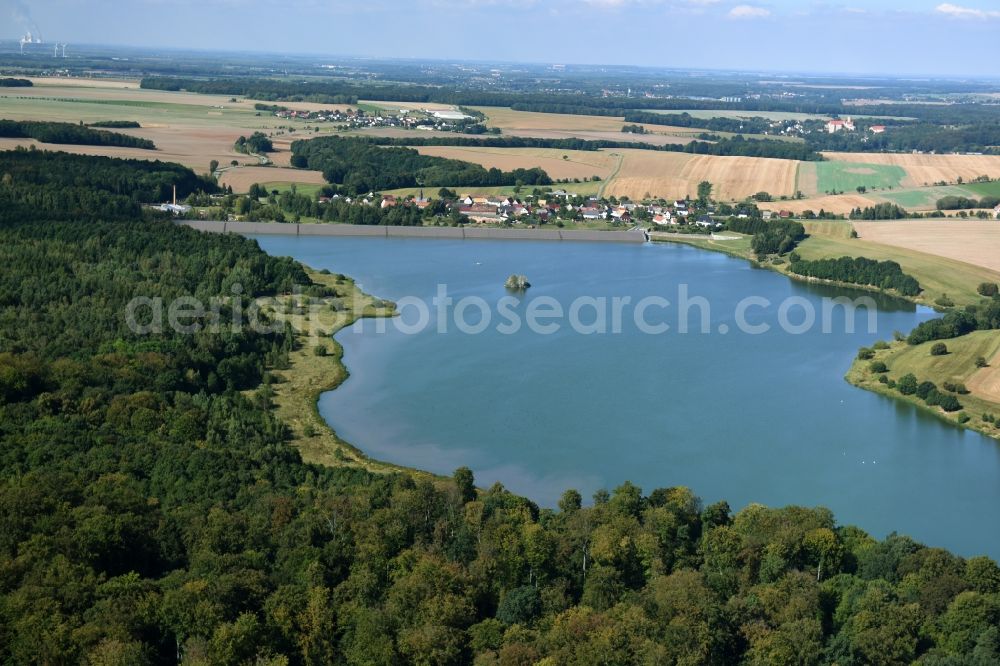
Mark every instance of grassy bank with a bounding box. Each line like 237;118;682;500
846;331;1000;440
652;221;1000;440
653;220;1000;308
252;269;438;477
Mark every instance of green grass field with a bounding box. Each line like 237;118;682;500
846;331;1000;439
793;233;1000;306
259;182;326;197
876;185;987;210
961;180;1000;198
813;161;907;194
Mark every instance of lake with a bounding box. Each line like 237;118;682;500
253;235;1000;559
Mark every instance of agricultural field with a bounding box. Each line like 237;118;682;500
0;77;340;170
853;220;1000;273
219;167;328;193
794;227;1000;306
470;107;697;145
823;152;1000;188
798;160;907;196
602;150;799;201
759;194;879;216
874;185;982;210
413;146;618;181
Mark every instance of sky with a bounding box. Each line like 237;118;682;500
3;0;999;77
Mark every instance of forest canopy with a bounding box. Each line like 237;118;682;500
291;136;552;193
0;149;217;222
0;155;998;664
0;119;156;149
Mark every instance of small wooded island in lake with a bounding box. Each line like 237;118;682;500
505;274;532;291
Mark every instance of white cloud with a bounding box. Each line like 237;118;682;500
728;4;770;19
935;3;1000;19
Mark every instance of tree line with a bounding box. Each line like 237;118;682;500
0;119;156;149
789;255;922;297
849;203;909;220
726;217;806;258
624;111;773;135
0;148;217;223
0;78;32;87
291;136;552;194
907;296;1000;345
339;132;822;161
1;215;999;663
937;194;1000;211
88;120;142;128
139;75;1000;126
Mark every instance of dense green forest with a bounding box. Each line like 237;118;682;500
0;149;217;222
0;78;32;87
789;255;922;297
2;220;1000;664
2;154;1000;664
89;120;142;129
235;132;274;154
0;119;156;149
291;137;551;193
726;218;806;258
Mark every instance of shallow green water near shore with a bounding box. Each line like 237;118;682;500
254;235;1000;559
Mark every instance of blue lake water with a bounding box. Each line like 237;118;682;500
253;235;1000;559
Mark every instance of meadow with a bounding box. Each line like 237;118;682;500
412;145;618;181
798;160;907;195
823;152;1000;188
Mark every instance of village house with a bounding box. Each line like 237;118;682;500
870;125;887;134
652;213;675;226
380;196;397;209
580;206;606;220
695;215;722;229
994;203;1000;220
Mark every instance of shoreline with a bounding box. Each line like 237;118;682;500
177;219;648;243
649;234;1000;441
238;226;999;474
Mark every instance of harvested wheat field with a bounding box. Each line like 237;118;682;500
854;220;1000;273
220;167;328;193
0;132;255;173
823;152;1000;188
759;194;880;216
968;350;1000;403
603;150;799;201
413;146;618;181
470;107;693;144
